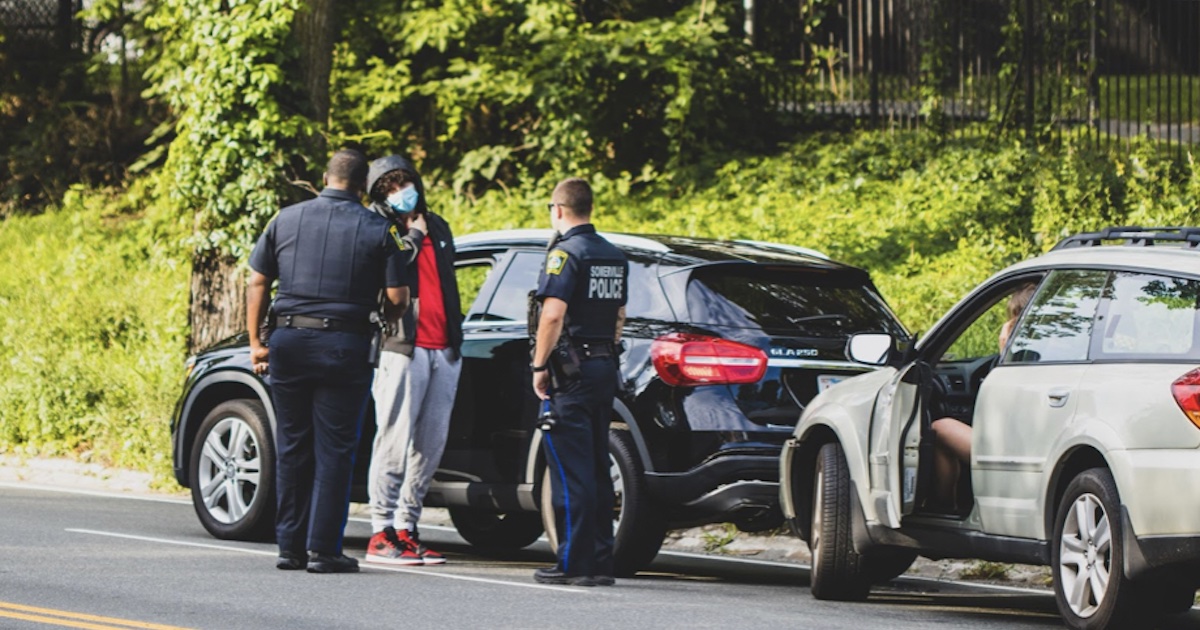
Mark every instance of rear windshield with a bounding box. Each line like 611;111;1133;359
685;267;905;338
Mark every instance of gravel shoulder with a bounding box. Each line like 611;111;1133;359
0;453;1051;590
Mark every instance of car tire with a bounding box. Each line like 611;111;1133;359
189;399;275;541
809;441;871;601
540;428;666;577
1051;467;1144;630
448;508;543;550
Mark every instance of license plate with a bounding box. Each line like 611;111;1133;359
817;374;845;392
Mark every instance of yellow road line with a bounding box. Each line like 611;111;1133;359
0;602;192;630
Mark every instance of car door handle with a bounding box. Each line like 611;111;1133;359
1047;389;1070;408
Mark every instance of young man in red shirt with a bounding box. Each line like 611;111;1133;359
362;155;464;565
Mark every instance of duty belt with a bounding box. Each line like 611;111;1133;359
274;314;371;335
574;340;616;358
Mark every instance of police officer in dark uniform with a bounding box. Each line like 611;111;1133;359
247;149;409;574
530;177;628;586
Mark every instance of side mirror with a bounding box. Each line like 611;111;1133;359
846;333;893;366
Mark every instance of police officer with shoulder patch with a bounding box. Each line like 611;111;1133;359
530;177;628;587
246;149;410;574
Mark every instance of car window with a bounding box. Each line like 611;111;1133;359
1005;269;1106;364
1092;271;1200;360
940;297;1010;362
939;279;1040;362
456;262;493;315
685;268;905;337
475;251;543;322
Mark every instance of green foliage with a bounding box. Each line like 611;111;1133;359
332;0;773;196
144;0;316;257
0;181;189;477
701;523;740;553
0;1;163;214
960;560;1013;580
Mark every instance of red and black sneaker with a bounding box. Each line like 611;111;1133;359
365;526;423;566
398;526;446;565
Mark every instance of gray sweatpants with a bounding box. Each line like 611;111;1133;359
367;347;462;532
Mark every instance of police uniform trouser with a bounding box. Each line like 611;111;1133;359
270;327;372;556
543;355;618;578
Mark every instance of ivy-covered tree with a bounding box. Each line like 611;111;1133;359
146;0;328;351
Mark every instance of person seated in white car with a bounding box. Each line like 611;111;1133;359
929;282;1037;510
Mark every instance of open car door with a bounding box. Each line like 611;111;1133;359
867;361;933;527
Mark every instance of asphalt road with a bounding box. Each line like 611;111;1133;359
1;482;1196;630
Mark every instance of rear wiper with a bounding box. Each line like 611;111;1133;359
786;314;849;325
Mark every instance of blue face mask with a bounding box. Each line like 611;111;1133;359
386;184;419;215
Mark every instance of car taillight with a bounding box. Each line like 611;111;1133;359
650;333;768;387
1172;368;1200;431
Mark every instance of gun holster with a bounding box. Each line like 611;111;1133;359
260;304;277;346
367;310;384;368
550;337;582;382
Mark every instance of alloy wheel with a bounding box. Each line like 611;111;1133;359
1058;492;1112;618
196;416;263;524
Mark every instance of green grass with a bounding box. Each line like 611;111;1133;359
0;181;189;479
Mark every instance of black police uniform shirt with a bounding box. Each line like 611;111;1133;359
249;188;409;323
535;224;629;342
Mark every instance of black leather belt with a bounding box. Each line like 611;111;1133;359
274;314;370;334
575;341;615;358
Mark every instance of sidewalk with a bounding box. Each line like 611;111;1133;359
0;454;1051;589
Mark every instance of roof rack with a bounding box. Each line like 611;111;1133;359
1051;226;1200;251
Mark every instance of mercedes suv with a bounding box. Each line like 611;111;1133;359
172;229;906;575
779;226;1200;629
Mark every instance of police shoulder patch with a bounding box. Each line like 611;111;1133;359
546;249;568;275
389;224;408;251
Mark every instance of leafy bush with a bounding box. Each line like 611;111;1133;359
0;179;188;476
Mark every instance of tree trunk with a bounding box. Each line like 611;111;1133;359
188;252;246;354
292;0;336;124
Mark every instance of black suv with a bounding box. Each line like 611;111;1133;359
171;229;907;575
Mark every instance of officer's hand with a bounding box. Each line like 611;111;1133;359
251;343;270;376
408;213;427;236
533;369;551;400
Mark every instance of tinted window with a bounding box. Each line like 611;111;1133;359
477;251;543;322
457;262;494;316
1005;269;1105;364
1092;272;1200;360
685;268;903;337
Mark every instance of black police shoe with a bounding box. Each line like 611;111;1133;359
276;551;306;571
533;567;595;586
307;553;360;574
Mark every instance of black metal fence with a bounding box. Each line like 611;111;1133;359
0;0;83;56
755;0;1200;156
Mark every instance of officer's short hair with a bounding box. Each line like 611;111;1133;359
327;149;369;191
554;177;593;217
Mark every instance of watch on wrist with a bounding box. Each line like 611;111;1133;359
531;363;549;373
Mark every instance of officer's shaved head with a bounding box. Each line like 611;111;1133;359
552;177;593;218
326;149;369;192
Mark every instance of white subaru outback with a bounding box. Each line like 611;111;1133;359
779;227;1200;629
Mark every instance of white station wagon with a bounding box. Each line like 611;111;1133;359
779;227;1200;629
